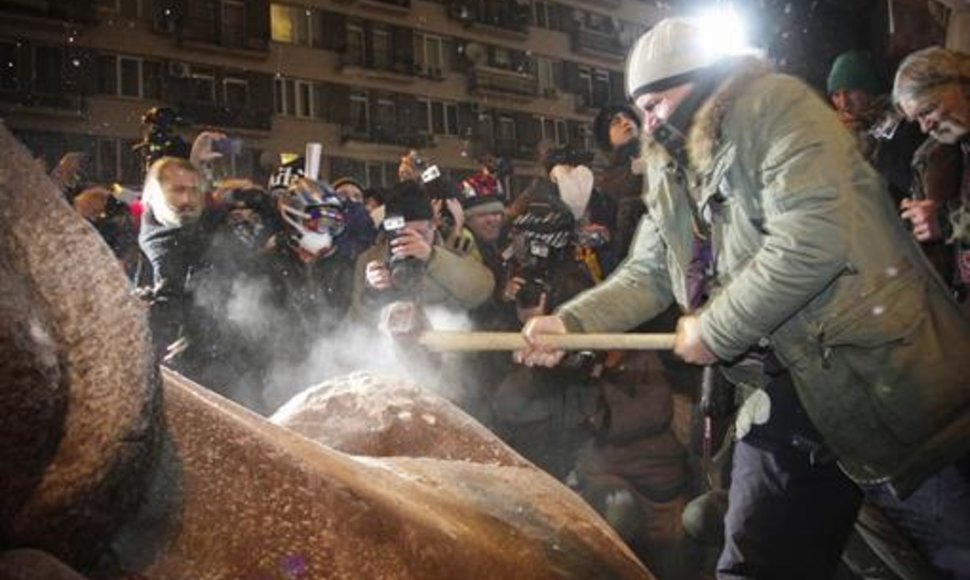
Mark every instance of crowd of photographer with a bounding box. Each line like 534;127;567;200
44;102;699;575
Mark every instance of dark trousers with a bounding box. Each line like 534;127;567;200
717;438;863;579
717;372;970;579
865;459;970;579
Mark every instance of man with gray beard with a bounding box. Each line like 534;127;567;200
894;46;970;316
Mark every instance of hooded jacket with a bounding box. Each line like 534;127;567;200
558;57;970;495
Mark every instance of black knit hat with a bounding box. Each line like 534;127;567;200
384;180;433;222
593;103;641;152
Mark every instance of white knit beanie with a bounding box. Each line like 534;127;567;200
625;18;717;99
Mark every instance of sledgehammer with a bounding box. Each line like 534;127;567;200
381;301;676;352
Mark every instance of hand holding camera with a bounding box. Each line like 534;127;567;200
386;219;432;262
503;276;525;303
381;214;432;293
365;260;394;291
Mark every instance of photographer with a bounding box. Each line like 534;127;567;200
350;180;494;326
503;186;593;324
399;149;464;245
523;143;618;279
487;191;597;479
456;172;507;292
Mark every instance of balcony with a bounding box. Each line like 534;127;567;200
468;67;537;100
493;138;537;161
338;53;418;84
332;0;411;16
570;28;627;61
574;93;609;115
0;0;96;24
180;102;272;132
447;1;529;39
175;16;269;58
414;64;447;81
341;125;433;149
0;88;86;118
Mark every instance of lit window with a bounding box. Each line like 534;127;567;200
270;4;311;45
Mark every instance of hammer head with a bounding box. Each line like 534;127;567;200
379;300;431;338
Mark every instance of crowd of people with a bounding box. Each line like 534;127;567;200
44;18;970;580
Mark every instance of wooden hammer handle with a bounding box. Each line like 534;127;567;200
417;331;676;352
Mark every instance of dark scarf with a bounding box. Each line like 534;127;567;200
652;63;732;168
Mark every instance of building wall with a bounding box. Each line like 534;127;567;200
0;0;664;193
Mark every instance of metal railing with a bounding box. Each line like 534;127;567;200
570;28;626;59
468;67;537;98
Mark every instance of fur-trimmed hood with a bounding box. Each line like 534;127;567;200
686;56;773;173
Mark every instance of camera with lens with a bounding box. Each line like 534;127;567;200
383;214;427;293
576;228;608;249
514;239;552;310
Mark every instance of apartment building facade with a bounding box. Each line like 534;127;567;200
0;0;662;194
